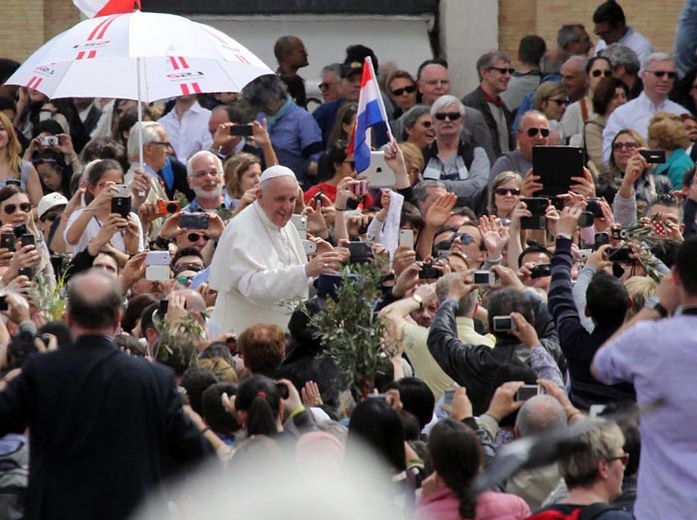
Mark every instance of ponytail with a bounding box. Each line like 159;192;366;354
247;394;279;436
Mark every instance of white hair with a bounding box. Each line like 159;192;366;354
186;150;223;177
430;95;465;117
126;121;163;159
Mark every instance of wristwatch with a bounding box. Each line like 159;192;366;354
645;296;668;318
412;294;424;311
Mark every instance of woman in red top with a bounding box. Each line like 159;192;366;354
304;140;373;209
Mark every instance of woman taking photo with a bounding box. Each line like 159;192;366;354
0;112;43;206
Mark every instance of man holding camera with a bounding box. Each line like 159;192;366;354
208;165;344;336
427;271;563;415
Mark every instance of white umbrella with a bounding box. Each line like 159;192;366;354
5;10;273;163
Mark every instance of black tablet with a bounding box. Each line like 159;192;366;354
532;146;585;197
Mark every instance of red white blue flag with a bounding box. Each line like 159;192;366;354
347;57;391;173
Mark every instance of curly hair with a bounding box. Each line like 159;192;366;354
648;111;689;150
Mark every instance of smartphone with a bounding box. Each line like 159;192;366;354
578;249;592;261
145;265;170;281
520;197;548;230
302;240;317;254
145;250;170;266
111;196;131;218
5;179;21;188
530;263;552;279
516;384;541;402
652;219;667;237
532;146;585;197
639;149;666;164
473;270;496;286
159;299;169;315
230;124;253;137
179;213;209;230
367;393;387;401
18;266;34;278
291;214;307;240
443;389;455;406
19;234;35;248
492;315;515;332
585;198;604;218
0;295;7;312
349;180;369;197
113;184;130;198
399;229;414;249
347;241;372;263
0;233;15;252
607;246;632;263
578;211;594;228
594;232;610;250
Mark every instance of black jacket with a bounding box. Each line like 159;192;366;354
461;86;515;159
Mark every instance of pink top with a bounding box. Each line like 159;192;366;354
417;487;531;520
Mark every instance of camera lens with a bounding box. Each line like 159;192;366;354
166;202;178;213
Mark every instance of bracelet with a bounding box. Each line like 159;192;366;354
335;206;347;212
200;426;211;434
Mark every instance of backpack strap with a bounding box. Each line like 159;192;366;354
580;98;590;123
579;502;614;520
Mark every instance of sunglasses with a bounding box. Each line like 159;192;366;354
592;69;613;78
607;453;630;466
546;98;569;106
176;274;196;285
495;188;521;196
612;142;638;150
489;66;515;75
434;112;461;121
434;232;477;252
525;127;550;137
3;202;32;215
187;232;209;242
420;120;434;128
33;158;58;165
319;81;338;91
391;85;416;97
646;70;677;79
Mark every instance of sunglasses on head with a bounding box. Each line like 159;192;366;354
592;69;613;78
525;127;550;137
495;187;521;196
434;112;461;121
391;85;416;97
187;232;209;242
646;70;677;79
3;202;32;215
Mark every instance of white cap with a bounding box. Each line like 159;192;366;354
37;192;68;220
259;165;297;184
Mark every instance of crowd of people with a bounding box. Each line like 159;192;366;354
1;0;697;518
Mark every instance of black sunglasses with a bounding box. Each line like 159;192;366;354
420;120;434;128
3;202;32;215
434;112;461;121
525;127;551;137
646;70;677;79
489;66;515;75
495;188;521;196
592;69;613;78
391;85;416;97
187;232;209;242
546;98;569;106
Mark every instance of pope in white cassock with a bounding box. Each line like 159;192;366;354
208;165;344;336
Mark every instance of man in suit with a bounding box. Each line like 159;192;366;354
0;269;210;520
462;51;516;160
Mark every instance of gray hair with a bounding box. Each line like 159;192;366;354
126;121;163;159
436;273;478;316
516;109;548;132
557;24;585;51
515;395;567;437
643;52;675;73
187;150;223;178
413;179;446;202
599;44;640;76
242;74;288;112
476;50;511;80
402;105;431;130
430;95;465;117
321;63;342;77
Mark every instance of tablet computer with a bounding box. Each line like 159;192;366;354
362;151;395;188
532;146;585;197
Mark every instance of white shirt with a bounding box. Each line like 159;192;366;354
602;92;689;164
158;101;213;163
208;202;309;337
64;208;145;254
594;26;654;68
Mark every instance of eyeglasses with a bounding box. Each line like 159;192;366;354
607;453;630;466
3;202;32;215
419;120;434;128
319;81;339;91
189;170;220;180
592;69;613;78
424;79;450;87
612;141;638;151
33;158;58;165
148;141;173;148
187;232;209;242
391;85;417;97
434;112;461;121
344;160;356;170
525;127;550;137
546;98;569;106
495;188;521;196
489;66;515;75
646;70;677;79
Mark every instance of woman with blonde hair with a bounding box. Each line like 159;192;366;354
398;142;424;186
223;152;262;216
648;111;694;190
0;112;43;206
533;82;568;143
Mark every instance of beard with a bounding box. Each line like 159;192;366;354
193;184;223;200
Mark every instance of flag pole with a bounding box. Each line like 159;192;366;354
364;56;393;143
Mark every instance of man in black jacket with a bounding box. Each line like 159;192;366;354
548;205;636;408
0;269;210;520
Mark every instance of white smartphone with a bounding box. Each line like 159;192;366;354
399;229;414;249
113;184;131;198
145;251;170;266
363;151;396;188
291;214;307;239
145;265;170;281
302;240;317;254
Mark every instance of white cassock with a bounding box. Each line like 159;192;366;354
208;201;309;336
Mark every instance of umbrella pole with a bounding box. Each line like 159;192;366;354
137;56;144;168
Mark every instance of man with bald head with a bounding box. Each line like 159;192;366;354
208;165;344;336
0;269;209;519
560;55;589;103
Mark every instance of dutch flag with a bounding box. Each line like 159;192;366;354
347;57;391;173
